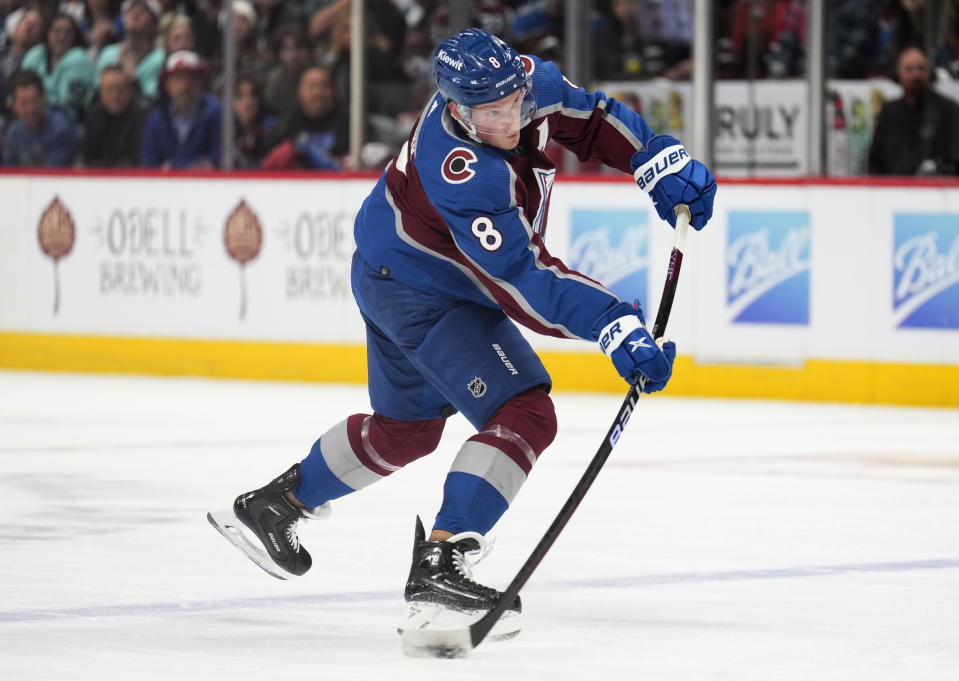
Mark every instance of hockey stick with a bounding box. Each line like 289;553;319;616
401;205;692;658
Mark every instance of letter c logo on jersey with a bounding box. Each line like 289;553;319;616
442;147;478;185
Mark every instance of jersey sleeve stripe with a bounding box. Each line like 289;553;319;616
445;224;581;339
503;163;620;298
384;183;578;338
600;108;646;151
382;186;499;305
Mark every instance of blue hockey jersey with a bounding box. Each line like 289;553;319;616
354;55;657;342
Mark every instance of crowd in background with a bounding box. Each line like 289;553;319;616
0;0;957;170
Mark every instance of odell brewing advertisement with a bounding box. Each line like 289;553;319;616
20;177;368;342
223;200;264;320
94;205;208;299
36;197;76;314
279;208;354;302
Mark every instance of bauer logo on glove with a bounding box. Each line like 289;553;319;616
599;314;644;354
634;146;690;192
593;301;677;394
631;134;717;231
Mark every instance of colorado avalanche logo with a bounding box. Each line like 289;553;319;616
442;147;478;184
520;55;535;75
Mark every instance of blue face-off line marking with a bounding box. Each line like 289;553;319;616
1;558;957;624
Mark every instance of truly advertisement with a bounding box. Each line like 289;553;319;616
713;81;805;175
597;80;959;178
893;214;959;329
597;80;807;175
568;209;649;310
726;211;811;325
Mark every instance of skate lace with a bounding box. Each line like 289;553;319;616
284;504;328;553
285;518;302;552
448;532;494;583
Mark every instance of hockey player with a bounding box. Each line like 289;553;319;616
208;28;715;639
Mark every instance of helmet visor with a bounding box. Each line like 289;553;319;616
457;78;536;136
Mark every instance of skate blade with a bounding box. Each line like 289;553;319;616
206;510;290;581
398;601;521;644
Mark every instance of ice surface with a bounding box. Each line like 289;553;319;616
1;370;957;680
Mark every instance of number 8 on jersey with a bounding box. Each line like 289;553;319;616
471;216;503;251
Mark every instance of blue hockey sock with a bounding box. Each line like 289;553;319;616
433;471;509;536
293;437;356;508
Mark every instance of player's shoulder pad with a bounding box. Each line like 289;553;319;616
523;54;582;115
413;102;515;214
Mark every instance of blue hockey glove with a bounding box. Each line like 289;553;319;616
295;133;340;170
631;134;716;230
594;301;677;393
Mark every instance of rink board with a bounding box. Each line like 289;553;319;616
0;171;957;406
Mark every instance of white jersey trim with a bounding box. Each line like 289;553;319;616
384;186;499;306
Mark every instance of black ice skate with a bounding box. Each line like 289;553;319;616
400;516;522;641
207;464;330;580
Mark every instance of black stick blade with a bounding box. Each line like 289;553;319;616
401;626;473;658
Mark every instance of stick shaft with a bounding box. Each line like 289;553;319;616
652;208;690;338
469;207;691;648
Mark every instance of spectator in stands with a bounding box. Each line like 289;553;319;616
321;0;408;116
424;0;514;50
0;0;22;41
263;23;309;117
190;0;222;59
879;0;930;78
84;0;122;62
252;0;304;49
1;3;37;47
82;64;150;166
231;72;273;168
141;49;221;168
21;12;95;119
869;45;959;175
766;0;805;77
827;0;883;78
261;65;347;170
160;13;195;57
1;6;44;116
95;0;164;100
594;0;695;80
307;0;349;48
594;0;645;80
2;68;80;166
511;0;564;56
212;1;271;90
937;0;959;79
639;0;693;78
725;0;779;79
